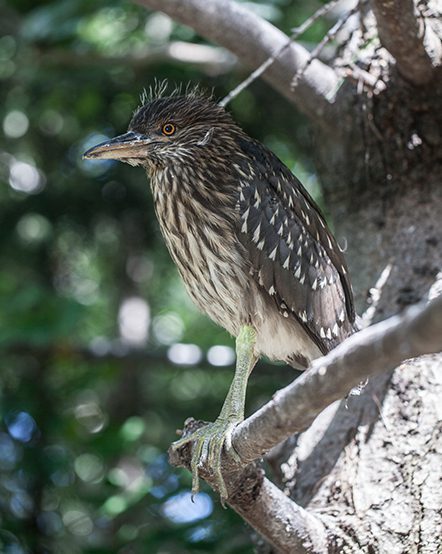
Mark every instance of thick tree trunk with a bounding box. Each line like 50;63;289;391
316;67;442;316
269;50;442;554
267;357;442;553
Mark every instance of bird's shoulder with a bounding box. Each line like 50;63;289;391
233;136;355;354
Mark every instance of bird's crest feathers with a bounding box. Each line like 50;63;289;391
131;81;232;135
139;80;213;110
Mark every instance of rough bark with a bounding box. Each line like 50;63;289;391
137;0;442;551
317;66;442;314
371;0;441;85
281;357;442;554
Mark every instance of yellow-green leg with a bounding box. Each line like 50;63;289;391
171;325;257;501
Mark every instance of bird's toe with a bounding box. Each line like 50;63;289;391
172;418;242;502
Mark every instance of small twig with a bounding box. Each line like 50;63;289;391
292;2;361;89
343;65;387;94
360;262;393;328
219;0;342;107
371;392;391;432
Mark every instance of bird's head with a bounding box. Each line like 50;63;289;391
83;91;237;172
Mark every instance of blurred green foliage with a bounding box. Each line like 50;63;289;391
0;0;332;552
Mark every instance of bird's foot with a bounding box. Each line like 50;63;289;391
171;416;242;502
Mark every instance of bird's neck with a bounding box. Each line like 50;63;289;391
149;154;238;226
147;155;238;271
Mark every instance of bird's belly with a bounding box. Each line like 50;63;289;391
183;263;248;336
251;285;322;368
182;256;323;367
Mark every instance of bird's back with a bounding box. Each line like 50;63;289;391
234;136;355;358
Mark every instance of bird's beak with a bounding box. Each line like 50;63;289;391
83;131;152;160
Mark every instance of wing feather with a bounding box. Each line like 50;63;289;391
235;137;355;353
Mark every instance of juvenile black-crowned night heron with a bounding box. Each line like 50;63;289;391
84;88;356;501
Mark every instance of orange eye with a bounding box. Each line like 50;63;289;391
162;123;176;136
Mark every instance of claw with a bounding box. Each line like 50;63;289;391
171;418;241;502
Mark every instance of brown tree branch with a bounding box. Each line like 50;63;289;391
233;474;329;554
35;42;237;76
371;0;441;85
233;294;442;464
134;0;339;123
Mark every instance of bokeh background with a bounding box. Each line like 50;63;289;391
0;1;333;552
